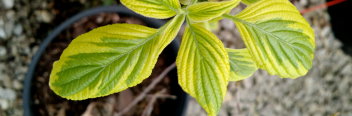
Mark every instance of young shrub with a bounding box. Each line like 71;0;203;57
49;0;315;115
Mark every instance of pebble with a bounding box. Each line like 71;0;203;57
2;75;12;88
321;26;331;37
0;46;7;61
12;80;23;90
220;19;234;30
0;99;9;110
219;30;233;42
35;10;53;23
299;0;308;6
0;28;6;39
2;0;15;9
340;64;352;76
6;10;15;20
13;24;23;36
4;20;14;38
0;87;16;100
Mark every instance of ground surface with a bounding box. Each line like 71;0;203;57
0;0;351;116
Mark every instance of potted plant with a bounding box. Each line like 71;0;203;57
26;0;316;115
23;5;188;116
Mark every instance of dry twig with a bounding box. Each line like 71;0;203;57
115;63;176;116
141;89;177;116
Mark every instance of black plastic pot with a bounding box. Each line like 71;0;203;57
23;5;188;116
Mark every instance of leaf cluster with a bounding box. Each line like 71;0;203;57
49;0;315;115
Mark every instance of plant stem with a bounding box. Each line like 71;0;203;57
115;62;176;116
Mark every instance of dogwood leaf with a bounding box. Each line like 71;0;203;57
225;0;315;78
49;15;185;100
121;0;181;19
180;0;197;5
176;23;229;115
241;0;260;4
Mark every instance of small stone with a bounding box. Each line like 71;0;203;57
96;16;104;23
243;77;253;88
330;36;342;49
2;0;15;9
6;10;15;19
219;30;233;41
338;76;349;94
10;45;17;56
320;26;331;38
340;63;352;76
111;14;120;23
0;99;9;110
13;24;23;36
2;75;12;88
221;19;234;30
0;46;7;57
0;28;6;39
13;80;23;90
0;88;16;100
125;18;144;25
35;10;53;23
4;20;14;38
299;0;308;6
324;73;334;81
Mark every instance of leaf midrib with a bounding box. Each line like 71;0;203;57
99;30;159;68
58;29;161;92
233;18;297;48
186;25;222;114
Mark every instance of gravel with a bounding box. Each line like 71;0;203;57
0;0;53;115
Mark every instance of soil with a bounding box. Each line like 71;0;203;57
32;13;177;116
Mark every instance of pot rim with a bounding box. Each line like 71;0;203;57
23;5;188;116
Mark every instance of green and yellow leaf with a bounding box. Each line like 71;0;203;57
121;0;181;19
176;24;229;115
203;21;220;32
180;0;197;5
225;0;315;78
187;0;240;22
241;0;260;5
49;15;185;100
227;48;258;81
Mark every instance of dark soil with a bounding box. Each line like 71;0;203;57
32;13;177;116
